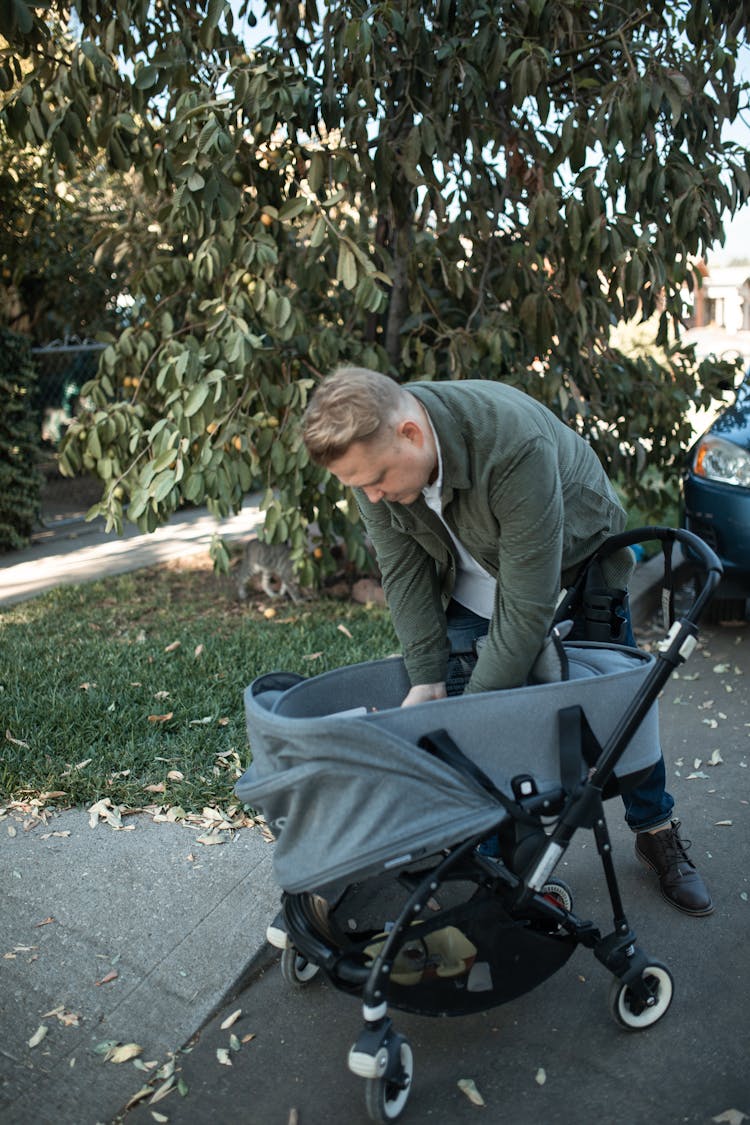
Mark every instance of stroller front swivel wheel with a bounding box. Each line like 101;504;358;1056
609;962;673;1029
364;1035;414;1123
280;945;320;987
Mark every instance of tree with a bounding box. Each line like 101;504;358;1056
0;123;132;344
1;1;748;579
0;327;42;550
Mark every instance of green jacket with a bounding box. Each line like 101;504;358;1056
355;380;626;692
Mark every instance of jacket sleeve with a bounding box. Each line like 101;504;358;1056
466;438;565;693
355;492;451;687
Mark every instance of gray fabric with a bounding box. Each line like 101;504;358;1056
236;645;661;894
600;546;637;590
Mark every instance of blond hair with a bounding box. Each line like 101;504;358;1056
302;366;410;466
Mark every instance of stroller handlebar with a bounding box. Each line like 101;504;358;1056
595;525;723;626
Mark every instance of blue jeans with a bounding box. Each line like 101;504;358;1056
445;599;674;832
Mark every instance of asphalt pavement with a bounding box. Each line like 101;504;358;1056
1;507;749;1125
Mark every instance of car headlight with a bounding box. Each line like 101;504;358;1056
693;436;750;488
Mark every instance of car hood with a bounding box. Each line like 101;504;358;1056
707;378;750;451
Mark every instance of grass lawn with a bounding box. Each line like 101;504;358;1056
0;558;397;814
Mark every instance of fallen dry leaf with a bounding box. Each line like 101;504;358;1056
712;1112;748;1125
5;730;30;748
148;712;174;724
43;1006;81;1028
337;624;353;639
88;799;132;831
107;1043;143;1064
154;691;170;700
144;783;167;794
95;969;119;986
220;1009;242;1031
216;1047;232;1066
194;644;204;658
34;917;55;928
151;1113;169;1124
457;1078;485;1106
124;1086;153;1111
263;607;276;619
149;1074;176;1104
28;1025;48;1048
196;834;225;846
164;641;181;653
167;770;184;782
535;1067;547;1086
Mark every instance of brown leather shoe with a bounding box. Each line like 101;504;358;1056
635;820;714;916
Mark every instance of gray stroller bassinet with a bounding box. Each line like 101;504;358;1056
235;528;721;1123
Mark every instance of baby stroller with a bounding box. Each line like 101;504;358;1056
235;527;721;1123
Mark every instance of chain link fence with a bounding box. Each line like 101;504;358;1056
31;338;104;446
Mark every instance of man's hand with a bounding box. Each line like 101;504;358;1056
401;682;447;707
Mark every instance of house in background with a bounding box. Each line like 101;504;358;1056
684;261;750;370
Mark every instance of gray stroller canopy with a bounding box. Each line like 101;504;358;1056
236;646;660;894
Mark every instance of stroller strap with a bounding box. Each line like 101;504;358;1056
418;729;539;826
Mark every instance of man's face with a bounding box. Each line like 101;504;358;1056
327;422;434;505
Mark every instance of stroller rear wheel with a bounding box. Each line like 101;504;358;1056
609;962;673;1029
541;879;574;912
364;1035;414;1123
280;945;320;987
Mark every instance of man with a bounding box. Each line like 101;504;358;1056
301;366;712;916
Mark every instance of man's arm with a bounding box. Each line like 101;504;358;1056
355;492;451;689
467;441;565;693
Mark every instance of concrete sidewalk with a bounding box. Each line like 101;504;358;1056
1;499;279;1124
0;809;278;1123
0;514;703;1125
0;497;264;608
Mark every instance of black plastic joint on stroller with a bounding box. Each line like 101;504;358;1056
236;526;722;1123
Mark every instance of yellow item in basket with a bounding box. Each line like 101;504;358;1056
365;924;478;986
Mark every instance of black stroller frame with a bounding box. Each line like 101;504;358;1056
237;527;721;1123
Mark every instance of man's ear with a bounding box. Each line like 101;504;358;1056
398;418;424;446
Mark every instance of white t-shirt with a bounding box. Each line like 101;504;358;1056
421;420;496;619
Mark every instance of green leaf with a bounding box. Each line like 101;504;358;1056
337;243;357;290
135;65;159;90
13;0;34;35
278;196;309;221
184;383;210;417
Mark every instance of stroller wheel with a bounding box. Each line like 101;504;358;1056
364;1035;414;1123
541;879;574;912
280;945;320;988
609;962;673;1030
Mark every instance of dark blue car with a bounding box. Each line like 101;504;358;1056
682;370;750;620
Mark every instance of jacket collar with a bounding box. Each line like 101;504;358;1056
408;382;472;504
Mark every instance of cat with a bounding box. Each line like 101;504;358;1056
236;538;303;603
